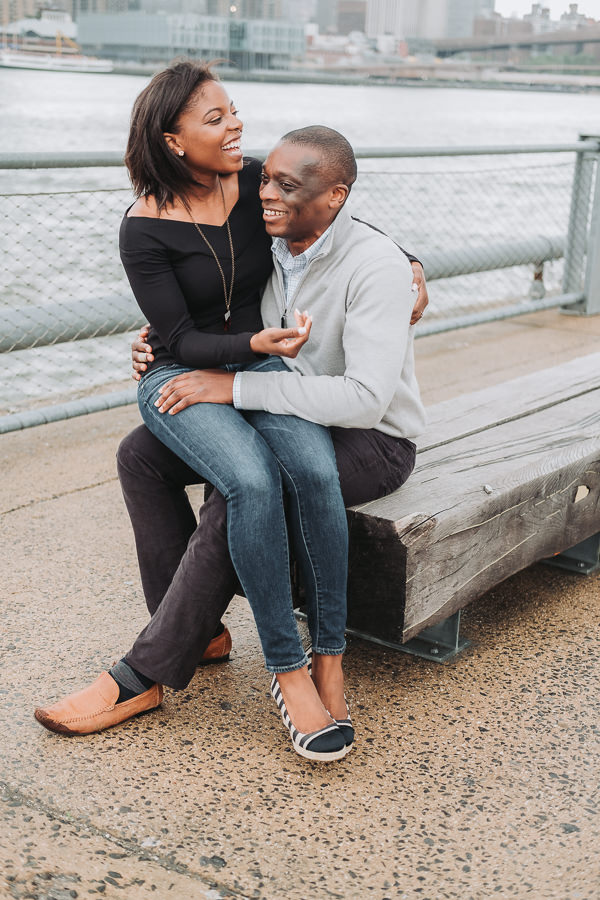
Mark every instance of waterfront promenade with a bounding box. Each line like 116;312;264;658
1;308;599;900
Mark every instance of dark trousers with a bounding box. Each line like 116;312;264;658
117;423;416;690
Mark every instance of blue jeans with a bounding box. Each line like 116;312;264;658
137;357;348;673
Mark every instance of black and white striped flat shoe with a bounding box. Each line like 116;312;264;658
333;705;354;752
270;674;347;762
306;649;354;751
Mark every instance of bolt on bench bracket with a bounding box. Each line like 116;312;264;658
347;611;469;664
295;609;470;663
543;532;600;575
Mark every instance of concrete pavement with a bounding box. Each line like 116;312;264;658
1;308;599;900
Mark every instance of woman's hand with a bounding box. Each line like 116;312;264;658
251;309;312;358
155;370;235;414
410;262;429;325
131;324;154;380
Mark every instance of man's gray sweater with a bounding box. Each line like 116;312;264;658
235;204;427;440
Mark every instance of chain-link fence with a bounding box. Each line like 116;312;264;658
1;141;598;431
354;158;570;312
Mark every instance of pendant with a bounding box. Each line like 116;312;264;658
224;310;231;331
281;314;287;328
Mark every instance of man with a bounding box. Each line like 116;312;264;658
34;126;427;736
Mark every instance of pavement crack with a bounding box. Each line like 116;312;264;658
1;779;249;898
1;477;119;516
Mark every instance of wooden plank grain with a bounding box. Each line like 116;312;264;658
345;385;600;644
345;449;599;644
356;388;600;524
400;452;600;639
417;352;600;452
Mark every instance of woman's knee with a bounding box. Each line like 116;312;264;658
233;466;280;501
285;452;340;495
223;445;282;503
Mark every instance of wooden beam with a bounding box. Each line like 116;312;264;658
346;364;600;645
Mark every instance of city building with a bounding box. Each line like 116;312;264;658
316;0;336;32
473;10;532;37
560;2;592;29
77;9;305;66
281;0;316;24
364;0;495;43
409;1;449;40
523;3;556;33
227;0;283;18
1;7;77;40
1;0;38;26
135;0;207;12
365;0;403;38
337;0;365;35
448;0;494;38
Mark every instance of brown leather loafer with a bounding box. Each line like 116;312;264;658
34;672;163;736
198;626;232;666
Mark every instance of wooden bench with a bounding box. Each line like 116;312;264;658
338;353;600;661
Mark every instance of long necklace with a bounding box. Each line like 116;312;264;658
190;176;235;331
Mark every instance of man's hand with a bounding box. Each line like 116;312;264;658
132;324;153;381
410;262;429;325
155;370;235;414
251;309;312;357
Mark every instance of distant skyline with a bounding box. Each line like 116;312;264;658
494;1;594;18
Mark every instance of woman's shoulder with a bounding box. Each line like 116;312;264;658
241;157;263;182
120;197;173;253
125;195;161;219
235;158;263;210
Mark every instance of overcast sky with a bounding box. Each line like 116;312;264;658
494;1;595;17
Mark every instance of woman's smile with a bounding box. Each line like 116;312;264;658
222;137;242;159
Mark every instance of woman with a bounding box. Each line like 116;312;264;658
122;62;357;762
34;61;425;761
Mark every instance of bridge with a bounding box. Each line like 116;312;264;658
434;24;600;57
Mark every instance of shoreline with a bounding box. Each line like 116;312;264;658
107;64;600;93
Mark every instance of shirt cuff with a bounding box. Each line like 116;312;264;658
232;371;244;409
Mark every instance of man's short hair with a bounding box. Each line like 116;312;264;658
280;126;357;192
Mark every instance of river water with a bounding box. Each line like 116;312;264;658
0;69;600;152
1;68;598;154
1;69;597;413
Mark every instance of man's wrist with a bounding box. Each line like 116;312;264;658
232;371;244;409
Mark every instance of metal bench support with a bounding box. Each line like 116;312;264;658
296;609;470;664
345;611;469;663
544;532;600;575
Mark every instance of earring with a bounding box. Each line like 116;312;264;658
178;150;184;157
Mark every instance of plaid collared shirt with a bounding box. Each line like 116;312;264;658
272;226;331;324
232;227;333;408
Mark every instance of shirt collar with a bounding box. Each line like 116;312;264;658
272;223;333;270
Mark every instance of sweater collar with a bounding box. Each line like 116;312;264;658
272;204;353;266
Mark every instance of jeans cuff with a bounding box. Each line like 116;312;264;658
266;653;309;674
312;643;346;656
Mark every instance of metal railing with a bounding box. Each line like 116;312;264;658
1;137;599;433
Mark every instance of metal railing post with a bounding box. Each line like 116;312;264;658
583;151;600;316
561;133;600;314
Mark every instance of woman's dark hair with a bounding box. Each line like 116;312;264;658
124;59;219;212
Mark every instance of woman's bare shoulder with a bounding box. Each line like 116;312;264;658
127;195;161;218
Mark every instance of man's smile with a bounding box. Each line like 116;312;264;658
263;208;288;220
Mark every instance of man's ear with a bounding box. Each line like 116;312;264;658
163;132;182;156
329;183;349;209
